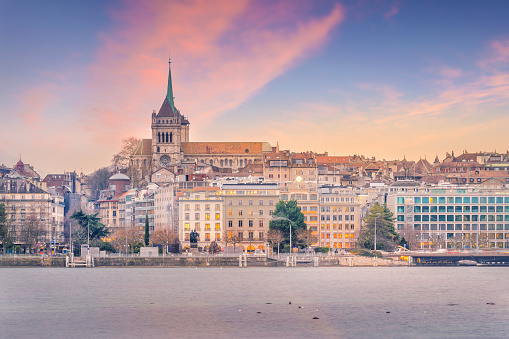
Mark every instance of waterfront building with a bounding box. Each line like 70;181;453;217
177;187;224;250
317;186;360;250
222;183;279;253
0;178;63;252
386;184;509;249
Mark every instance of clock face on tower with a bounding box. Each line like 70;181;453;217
160;155;171;167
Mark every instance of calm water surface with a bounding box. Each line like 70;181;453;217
1;267;508;338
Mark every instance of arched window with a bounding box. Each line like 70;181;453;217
157;132;161;143
249;159;253;164
157;146;160;152
136;159;139;168
229;160;232;167
210;160;213;166
170;132;173;143
144;159;147;165
166;132;169;143
220;160;224;167
240;160;243;167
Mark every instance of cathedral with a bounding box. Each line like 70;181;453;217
130;58;272;184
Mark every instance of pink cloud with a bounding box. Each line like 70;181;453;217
13;83;60;127
384;1;401;20
81;0;345;143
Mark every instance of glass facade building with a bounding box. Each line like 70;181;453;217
387;187;509;249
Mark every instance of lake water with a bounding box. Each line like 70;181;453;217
1;267;508;338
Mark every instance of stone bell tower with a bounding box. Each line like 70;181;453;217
151;58;190;168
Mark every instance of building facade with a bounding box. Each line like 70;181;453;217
387;187;509;249
222;183;279;253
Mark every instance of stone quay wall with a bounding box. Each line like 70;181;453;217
0;255;408;267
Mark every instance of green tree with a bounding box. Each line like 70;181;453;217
269;200;306;250
358;202;399;251
144;214;150;246
70;210;109;247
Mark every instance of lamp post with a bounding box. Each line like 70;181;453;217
272;216;293;254
374;214;381;252
87;219;90;257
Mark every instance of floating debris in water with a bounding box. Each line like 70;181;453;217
313;317;319;320
386;311;390;313
487;302;496;305
266;303;272;304
257;312;262;314
447;303;459;306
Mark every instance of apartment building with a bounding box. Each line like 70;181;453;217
178;187;223;250
222;183;279;253
318;186;360;250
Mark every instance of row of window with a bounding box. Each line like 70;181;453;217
320;224;356;230
406;223;509;231
183;223;221;231
321;215;355;221
184;204;221;211
184;213;221;220
184;233;221;241
406;215;509;222
227;220;265;228
2;195;48;200
321;206;356;212
399;205;509;213
398;196;509;204
227;200;274;205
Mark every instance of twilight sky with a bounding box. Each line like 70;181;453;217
1;0;509;175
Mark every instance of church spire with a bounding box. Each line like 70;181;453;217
167;57;176;111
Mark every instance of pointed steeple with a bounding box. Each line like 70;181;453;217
167;57;176;111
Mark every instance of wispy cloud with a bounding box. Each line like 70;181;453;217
82;0;345;142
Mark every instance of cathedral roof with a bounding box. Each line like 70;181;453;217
181;142;272;155
132;139;152;156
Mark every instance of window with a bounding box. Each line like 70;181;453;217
215;213;220;220
249;220;253;227
239;210;243;216
228;220;233;227
215;204;220;210
185;213;190;220
205;233;210;241
205;213;210;220
195;204;200;210
249;200;253;205
205;224;210;230
205;204;210;210
185;223;190;230
215;223;220;230
239;220;243;227
259;210;263;216
195;213;200;220
259;220;264;227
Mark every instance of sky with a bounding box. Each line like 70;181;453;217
1;0;509;175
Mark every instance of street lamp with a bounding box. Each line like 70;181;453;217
374;214;382;252
272;216;293;254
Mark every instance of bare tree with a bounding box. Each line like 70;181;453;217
223;229;241;254
399;224;419;250
296;228;318;252
152;228;179;254
20;213;44;254
111;227;141;254
267;229;284;255
112;137;141;171
428;233;445;251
